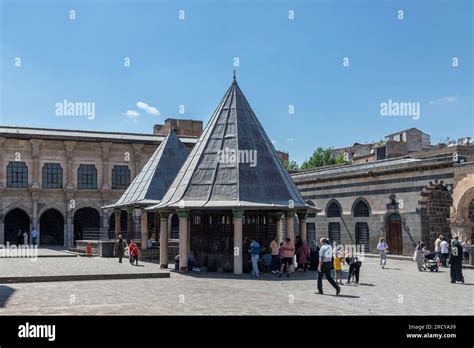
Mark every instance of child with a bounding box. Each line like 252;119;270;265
333;253;344;285
129;240;139;266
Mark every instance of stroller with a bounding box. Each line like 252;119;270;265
423;251;439;272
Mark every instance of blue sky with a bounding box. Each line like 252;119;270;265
1;0;472;164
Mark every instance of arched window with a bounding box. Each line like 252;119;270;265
112;165;130;190
327;201;341;217
7;162;28;188
354;200;370;217
77;164;97;189
42;163;63;189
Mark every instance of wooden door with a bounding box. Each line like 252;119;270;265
388;221;402;255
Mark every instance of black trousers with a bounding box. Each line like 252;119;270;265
347;264;360;283
317;261;340;293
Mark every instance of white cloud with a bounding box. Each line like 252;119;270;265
429;96;457;105
137;101;160;115
123;110;140;120
286;138;294;142
271;139;277;144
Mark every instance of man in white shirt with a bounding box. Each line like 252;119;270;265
440;237;449;267
316;238;340;295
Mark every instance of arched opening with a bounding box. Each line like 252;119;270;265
326;201;341;217
74;208;100;242
40;209;64;245
387;213;403;255
4;208;30;245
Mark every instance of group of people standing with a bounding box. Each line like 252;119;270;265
13;228;38;246
246;235;365;296
113;235;139;266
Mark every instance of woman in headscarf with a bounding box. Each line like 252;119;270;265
449;239;464;283
309;240;320;271
413;242;426;271
296;241;310;273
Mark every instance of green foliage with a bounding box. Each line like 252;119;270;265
283;160;299;171
300;147;346;170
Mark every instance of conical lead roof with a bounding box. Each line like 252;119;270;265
104;130;189;208
150;78;308;210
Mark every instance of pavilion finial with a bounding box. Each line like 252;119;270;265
233;69;236;82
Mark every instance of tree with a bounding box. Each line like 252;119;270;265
283;160;299;171
300;147;346;170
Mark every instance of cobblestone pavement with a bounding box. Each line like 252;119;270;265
0;255;166;277
0;258;472;315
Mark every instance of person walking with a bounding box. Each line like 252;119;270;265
249;238;261;278
278;238;295;278
296;241;310;273
269;235;280;274
376;237;389;269
440;237;449;267
413;242;426;271
449;239;464;284
316;238;340;295
129;240;139;266
113;235;127;263
31;228;38;246
23;230;29;246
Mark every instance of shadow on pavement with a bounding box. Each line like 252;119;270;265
172;270;319;282
0;285;16;307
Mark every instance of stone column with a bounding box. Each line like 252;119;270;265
159;212;170;268
140;208;148;250
127;207;133;241
101;211;109;240
297;211;308;242
276;212;284;243
66;209;73;248
285;210;295;243
0;212;4;245
232;210;244;275
101;143;112;190
64;141;75;190
114;209;121;239
29;139;42;189
177;209;190;272
32;197;38;230
285;210;295;272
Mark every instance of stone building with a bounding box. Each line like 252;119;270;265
291;152;474;256
0;120;202;247
148;77;316;273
